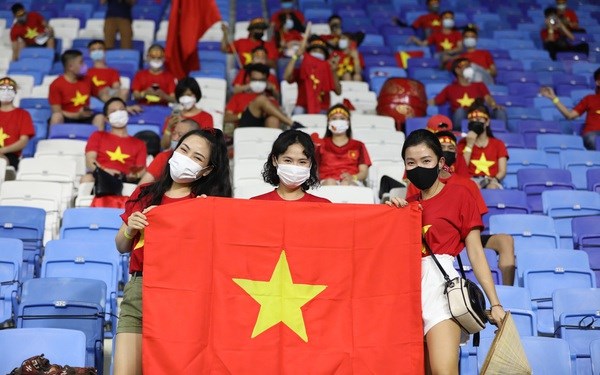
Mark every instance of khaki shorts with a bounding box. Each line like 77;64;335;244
116;275;142;334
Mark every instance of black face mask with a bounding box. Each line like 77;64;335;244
442;151;456;167
406;165;439;191
468;121;485;135
252;32;264;40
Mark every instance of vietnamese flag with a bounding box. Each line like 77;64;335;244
165;0;221;79
395;50;426;69
143;198;424;374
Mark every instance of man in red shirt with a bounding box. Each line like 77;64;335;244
410;10;462;63
221;18;279;68
555;0;582;32
232;46;280;98
87;39;128;102
10;3;55;61
131;44;177;106
540;7;588;61
271;0;305;31
430;57;506;129
0;76;35;171
457;26;496;85
540;68;600;150
409;0;442;37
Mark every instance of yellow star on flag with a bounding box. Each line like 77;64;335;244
133;230;144;250
0;127;10;147
431;19;441;27
398;51;412;69
92;76;106;87
24;27;39;40
242;52;253;65
456;93;475;107
439;38;454;51
421;225;432;255
106;146;130;164
233;250;327;342
70;90;89;107
471;153;496;176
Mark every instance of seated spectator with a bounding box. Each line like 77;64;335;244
221;17;279;67
555;0;583;32
161;77;214;149
271;0;305;32
456;104;508;189
410;10;462;63
10;2;55;61
330;34;365;82
429;57;506;129
140;119;199;185
49;50;105;129
457;25;496;85
400;0;442;38
540;7;588;61
132;44;176;105
425;114;469;176
225;63;296;129
82;97;147;183
272;3;306;58
284;36;341;114
318;104;371;186
252;129;329;202
0;77;34;172
87;39;129;102
232;46;280;97
540;68;600;150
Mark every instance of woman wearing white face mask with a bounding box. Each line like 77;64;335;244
114;128;232;375
132;44;176;105
318;104;371;186
252;130;330;202
457;27;496;85
161;77;214;149
410;10;463;63
81;97;147;183
330;36;363;82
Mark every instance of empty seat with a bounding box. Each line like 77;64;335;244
536;134;586;167
48;124;97;141
572;216;600;283
560;150;600;190
587;168;600;192
517;168;575;214
504;149;549;189
480;189;529;229
515;120;562;147
309;185;375;204
0;238;22;327
454;248;502;285
489;214;559;253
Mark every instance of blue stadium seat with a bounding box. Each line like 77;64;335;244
406;57;439;69
362;34;385;46
19;98;51;110
363;55;398;68
504;149;550;189
367;66;406;79
48;124;97;141
586;168;600;193
454;248;502;285
530;60;566;73
496;133;526;149
409;67;452;82
128;123;162;137
480;190;529;230
506;83;541;98
555;83;591;97
0;238;22;327
537;133;585;166
553;74;590;87
517;168;575;214
404;117;429;135
592;339;600;375
489;214;559;254
369;76;387;95
18;48;55;61
492;285;538;336
495;95;534;110
105;49;141;69
60;208;122;240
459;119;506;134
559;150;600;190
516;120;562;148
497;71;539;85
129;106;171;126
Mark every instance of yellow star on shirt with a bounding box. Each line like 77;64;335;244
233;250;327;342
439;38;454;51
24;27;39;40
421;225;432;255
456;93;475;107
242;52;253;65
0;127;10;147
106;146;130;164
431;19;441;27
70;90;89;107
91;75;106;87
471;153;496;176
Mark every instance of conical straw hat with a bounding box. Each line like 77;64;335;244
480;311;532;375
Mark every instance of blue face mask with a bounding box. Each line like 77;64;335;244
90;50;104;61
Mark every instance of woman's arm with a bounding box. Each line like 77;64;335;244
115;207;155;253
495;156;507;181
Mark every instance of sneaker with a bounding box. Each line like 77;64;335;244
4;166;16;181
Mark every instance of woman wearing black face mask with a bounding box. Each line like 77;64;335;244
387;129;506;375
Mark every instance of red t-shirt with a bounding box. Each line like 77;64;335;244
330;50;366;78
85;131;147;175
540;28;569;42
456;137;508;178
434;81;490;112
229;39;279;65
232;70;280;91
295;54;336;113
161;110;214;132
460;49;494;70
271;9;305;29
412;13;442;33
131;69;177;105
10;12;46;46
225;92;278;115
251;189;331;202
0;108;35;156
427;30;462;52
121;185;194;272
560;9;578;26
146;149;172;179
48;75;92;113
573;93;600;135
87;67;120;97
317;137;372;180
407;183;483;257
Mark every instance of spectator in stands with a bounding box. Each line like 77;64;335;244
272;2;306;57
271;0;305;33
102;0;134;50
160;77;214;149
555;0;582;32
221;18;279;67
225;63;296;129
402;0;442;38
387;129;505;374
540;7;589;61
49;49;105;129
232;46;280;97
457;26;496;85
140;119;199;185
284;36;342;114
456;104;508;189
82;98;147;184
114;128;231;375
540;68;600;150
252;129;329;202
410;11;462;63
10;3;55;61
330;34;364;82
132;44;177;105
318;104;371;186
0;77;34;172
429;57;506;129
87;39;129;102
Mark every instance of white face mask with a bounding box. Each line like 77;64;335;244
277;164;310;188
284;18;294;30
108;110;128;128
463;37;477;49
442;19;455;29
249;80;267;93
178;95;197;110
168;150;207;183
556;3;566;10
0;89;16;103
149;59;164;70
328;119;349;134
310;51;326;60
462;66;475;81
338;39;349;50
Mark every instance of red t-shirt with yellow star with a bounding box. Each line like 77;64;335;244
434;81;490;112
294;54;336;113
131;69;177;105
251;189;331;202
456;137;508;178
227;39;279;65
0;108;35;156
225;92;279;115
85;131;147;175
412;13;442;33
317;137;372;180
573;93;600;135
121;184;194;272
460;49;494;70
87;67;120;97
427;30;462;52
406;183;483;257
48;75;92;113
10;12;46;46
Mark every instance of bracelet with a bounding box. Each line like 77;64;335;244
552;97;560;105
353;175;358;181
463;146;473;154
491;304;503;309
291;54;298;61
123;228;134;240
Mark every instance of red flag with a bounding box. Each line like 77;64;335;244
165;0;221;79
143;198;424;374
395;50;425;69
299;53;334;114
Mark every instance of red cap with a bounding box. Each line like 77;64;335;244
426;114;452;132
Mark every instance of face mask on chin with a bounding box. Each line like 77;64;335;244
406;165;439;191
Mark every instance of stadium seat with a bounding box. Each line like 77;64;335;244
354;129;404;164
536;134;586;167
586;168;600;193
309;186;375;204
454;248;502;285
517;168;575;214
516;120;562;148
592;339;600;375
291;114;327;130
59;207;122;240
503;149;549;189
480;190;529;230
0;238;22;327
496;133;526;149
489;214;559;254
404;117;429;135
559;150;600;190
48;124;97;141
351;114;396;131
233;182;274;199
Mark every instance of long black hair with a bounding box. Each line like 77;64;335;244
131;129;232;208
402;129;443;161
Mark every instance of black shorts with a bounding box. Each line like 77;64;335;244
4;153;19;169
238;108;265;128
63;115;95;124
480;234;492;248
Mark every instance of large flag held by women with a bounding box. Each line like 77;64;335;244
143;198;424;374
165;0;221;79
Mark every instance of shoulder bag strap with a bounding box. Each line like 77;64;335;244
455;253;469;279
423;239;451;282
